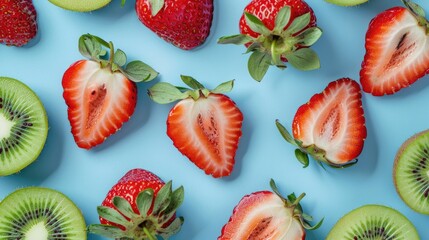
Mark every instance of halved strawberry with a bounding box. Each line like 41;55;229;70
218;179;322;239
360;0;429;96
88;168;184;239
276;78;367;168
62;34;158;149
148;76;243;178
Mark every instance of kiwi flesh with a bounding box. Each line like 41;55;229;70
48;0;112;12
0;187;86;239
325;0;368;6
0;77;48;176
326;204;420;240
394;130;429;215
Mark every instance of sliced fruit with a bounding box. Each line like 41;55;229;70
0;187;86;239
326;204;420;239
325;0;368;7
148;76;243;178
48;0;112;12
394;130;429;215
0;77;48;176
218;179;322;239
360;0;429;96
276;78;366;168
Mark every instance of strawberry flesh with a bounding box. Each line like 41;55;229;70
167;93;243;178
292;78;366;165
0;0;37;46
360;6;429;96
62;60;137;149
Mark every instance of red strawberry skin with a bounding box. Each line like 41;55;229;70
135;0;213;50
239;0;317;41
360;6;429;96
167;93;243;178
219;191;305;240
62;60;137;149
0;0;37;46
100;169;165;229
292;78;366;165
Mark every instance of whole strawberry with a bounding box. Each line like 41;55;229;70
276;78;367;168
148;76;243;178
218;0;322;81
219;179;322;239
0;0;37;46
135;0;213;50
62;34;158;149
88;168;184;239
360;0;429;96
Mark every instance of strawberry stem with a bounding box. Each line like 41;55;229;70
108;41;115;66
143;227;157;240
292;192;306;206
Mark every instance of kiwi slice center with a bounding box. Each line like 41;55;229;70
0;112;15;140
25;222;48;240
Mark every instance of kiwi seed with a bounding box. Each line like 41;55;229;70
326;204;420;240
394;130;429;215
0;77;48;176
0;187;87;240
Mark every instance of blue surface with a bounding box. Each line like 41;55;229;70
1;0;429;239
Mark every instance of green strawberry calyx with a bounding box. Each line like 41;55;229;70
147;0;165;16
218;6;322;81
270;179;323;231
78;33;159;83
148;75;235;104
88;181;184;240
275;120;358;168
402;0;429;34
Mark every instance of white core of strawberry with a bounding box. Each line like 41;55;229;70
0;113;15;141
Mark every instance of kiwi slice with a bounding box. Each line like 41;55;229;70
0;77;48;176
394;130;429;215
48;0;112;12
325;0;368;6
0;187;86;239
326;204;420;240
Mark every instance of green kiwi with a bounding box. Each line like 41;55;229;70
48;0;112;12
0;187;87;239
0;77;48;176
325;0;368;6
326;204;420;240
394;130;429;215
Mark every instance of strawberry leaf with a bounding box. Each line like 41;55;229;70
79;34;104;60
213;80;234;94
245;42;262;54
181;75;205;89
148;82;189;104
274;6;291;33
114;49;127;67
248;51;271;81
124;60;158;82
402;0;425;17
218;34;253;45
275;120;297;146
159;217;184;237
88;224;125;238
112;196;137;219
153;181;172;216
285;48;320;71
136;189;154;217
97;206;131;228
295;27;323;47
303;217;324;230
295;149;310;168
286;13;311;35
148;0;165;16
244;12;271;36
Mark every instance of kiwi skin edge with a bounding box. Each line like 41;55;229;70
393;129;429;215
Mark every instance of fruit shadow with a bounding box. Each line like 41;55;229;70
91;83;153;152
90;0;135;19
11;108;64;184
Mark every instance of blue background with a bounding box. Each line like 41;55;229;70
1;0;428;239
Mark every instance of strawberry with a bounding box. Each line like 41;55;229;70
88;168;184;239
218;0;322;81
135;0;213;50
360;0;429;96
148;76;243;178
62;34;158;149
218;179;322;239
0;0;37;46
276;78;367;168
